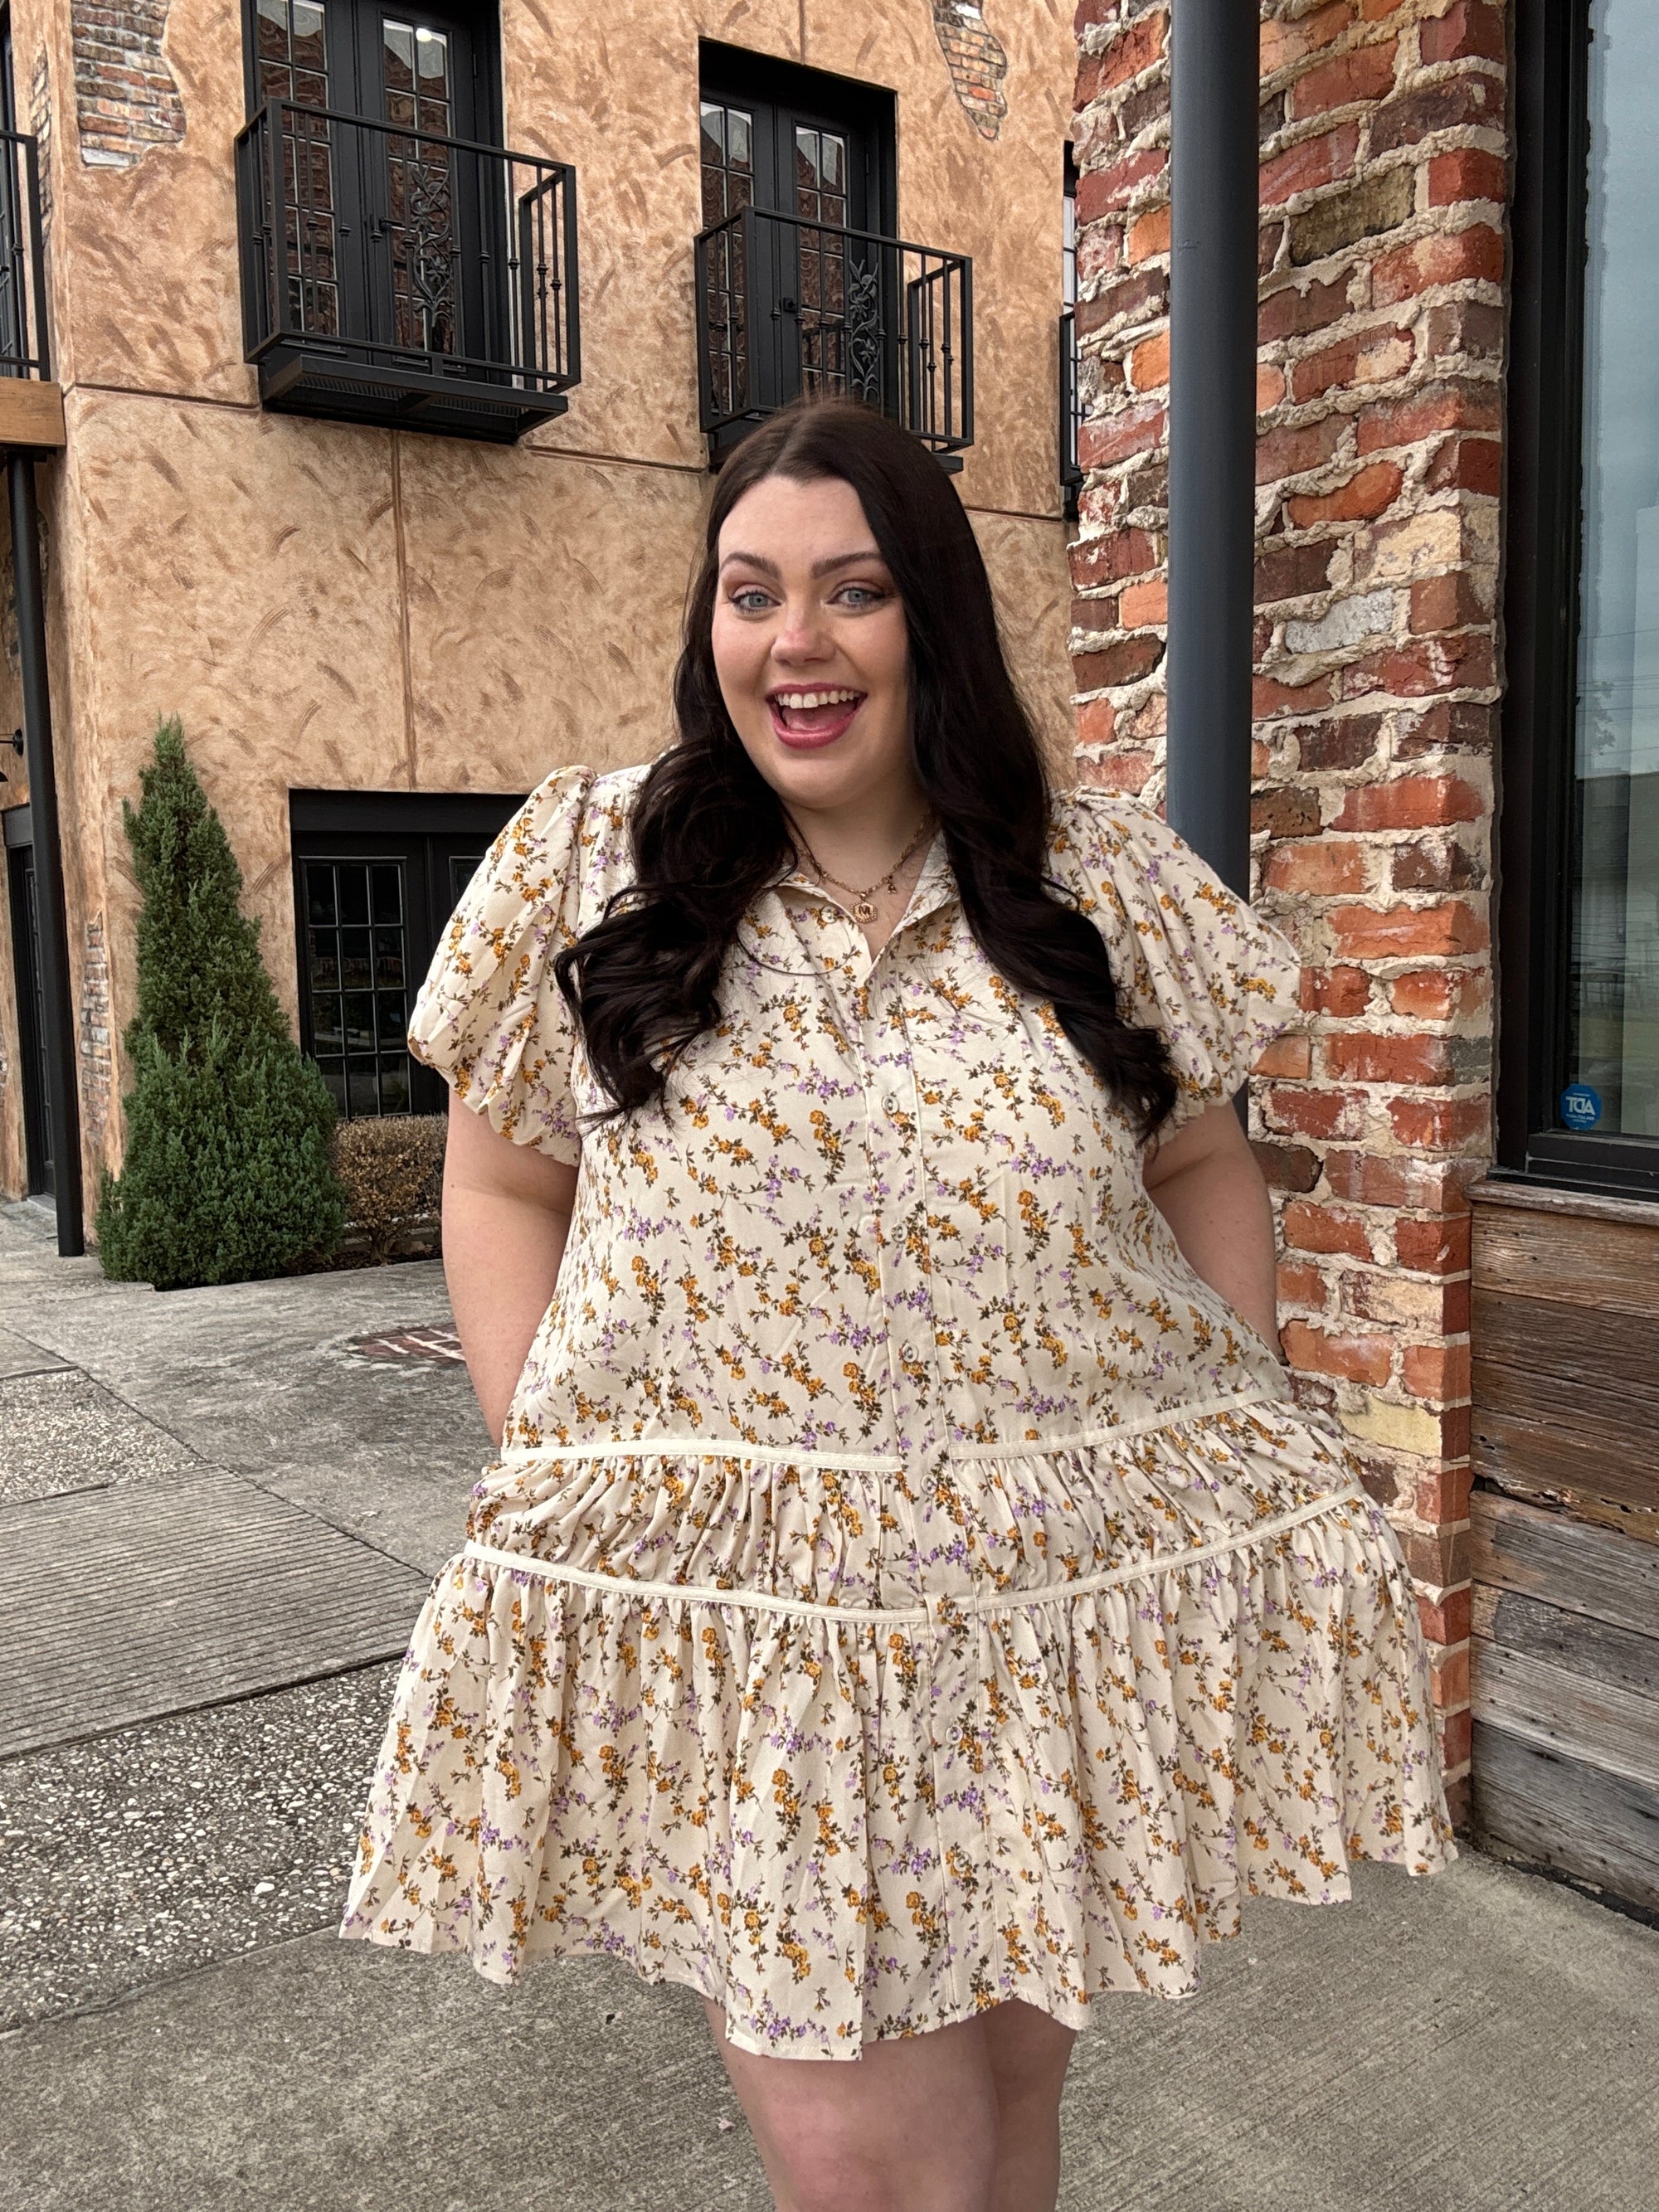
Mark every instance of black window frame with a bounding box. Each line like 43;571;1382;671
1497;0;1659;1200
239;0;503;143
697;40;898;241
289;787;523;1121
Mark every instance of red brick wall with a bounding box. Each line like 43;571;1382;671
931;2;1011;141
1070;0;1509;1816
71;0;184;170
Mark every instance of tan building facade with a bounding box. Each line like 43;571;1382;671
0;0;1081;1207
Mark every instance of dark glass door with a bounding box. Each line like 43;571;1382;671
289;790;520;1121
353;4;485;365
698;56;890;423
249;0;495;368
6;839;51;1193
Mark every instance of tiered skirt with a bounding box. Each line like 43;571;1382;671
341;1388;1454;2056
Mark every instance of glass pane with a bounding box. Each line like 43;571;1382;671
310;994;342;1053
1567;0;1659;1139
338;866;370;926
700;100;726;168
257;0;293;62
304;863;336;927
293;1;327;73
449;851;485;904
377;990;408;1045
379;1059;411;1115
373;928;405;988
348;1061;382;1118
416;25;449;94
318;1060;348;1117
727;109;751;176
371;863;402;922
343;991;376;1050
383;19;416;94
340;927;372;988
307;931;340;992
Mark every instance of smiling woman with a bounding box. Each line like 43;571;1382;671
556;400;1179;1140
713;475;921;927
342;398;1453;2212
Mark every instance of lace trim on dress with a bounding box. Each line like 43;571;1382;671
460;1477;1371;1626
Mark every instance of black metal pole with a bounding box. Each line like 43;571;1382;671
1166;0;1260;899
9;450;83;1256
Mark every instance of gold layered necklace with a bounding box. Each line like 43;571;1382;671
786;811;937;923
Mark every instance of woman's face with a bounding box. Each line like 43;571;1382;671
710;472;915;816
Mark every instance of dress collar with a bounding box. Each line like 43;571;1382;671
768;827;957;936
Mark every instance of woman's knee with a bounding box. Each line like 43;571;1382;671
981;2000;1077;2112
705;2003;1000;2212
768;2102;999;2212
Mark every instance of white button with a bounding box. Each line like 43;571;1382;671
885;1094;902;1116
900;1341;917;1362
946;1723;961;1746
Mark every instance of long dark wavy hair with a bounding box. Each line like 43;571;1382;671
553;398;1176;1138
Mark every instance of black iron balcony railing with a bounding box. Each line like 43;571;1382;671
236;100;579;444
694;205;972;468
0;128;50;382
1059;307;1082;521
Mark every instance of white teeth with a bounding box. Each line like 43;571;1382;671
775;689;860;710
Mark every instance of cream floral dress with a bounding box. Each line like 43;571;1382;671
341;761;1453;2056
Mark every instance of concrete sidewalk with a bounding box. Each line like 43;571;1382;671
2;1194;1657;2211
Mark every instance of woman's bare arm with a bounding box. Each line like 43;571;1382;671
441;1091;580;1445
1141;1096;1282;1354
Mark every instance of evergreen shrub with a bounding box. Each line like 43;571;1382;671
95;718;347;1288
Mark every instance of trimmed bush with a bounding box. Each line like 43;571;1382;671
333;1113;446;1262
96;719;347;1289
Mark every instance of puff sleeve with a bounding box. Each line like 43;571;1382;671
1056;786;1303;1135
406;764;596;1163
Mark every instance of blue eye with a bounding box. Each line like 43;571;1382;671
730;587;773;613
837;585;883;608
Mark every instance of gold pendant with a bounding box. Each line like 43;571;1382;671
855;897;876;921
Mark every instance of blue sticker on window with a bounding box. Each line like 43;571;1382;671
1559;1084;1602;1130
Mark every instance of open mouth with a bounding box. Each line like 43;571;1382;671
766;686;867;748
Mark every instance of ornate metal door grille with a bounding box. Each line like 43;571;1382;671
380;17;457;356
696;206;971;462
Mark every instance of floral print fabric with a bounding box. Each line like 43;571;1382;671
342;762;1454;2055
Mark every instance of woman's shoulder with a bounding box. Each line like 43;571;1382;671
1048;781;1165;844
514;756;652;828
498;756;657;901
1044;782;1190;902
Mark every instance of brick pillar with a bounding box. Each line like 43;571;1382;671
1071;0;1508;1821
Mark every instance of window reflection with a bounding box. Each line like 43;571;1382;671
303;857;412;1120
1569;0;1659;1139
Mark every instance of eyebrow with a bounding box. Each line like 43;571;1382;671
718;548;886;580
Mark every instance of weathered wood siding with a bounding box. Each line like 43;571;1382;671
1469;1184;1659;1912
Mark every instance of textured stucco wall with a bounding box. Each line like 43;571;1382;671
0;0;1078;1209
